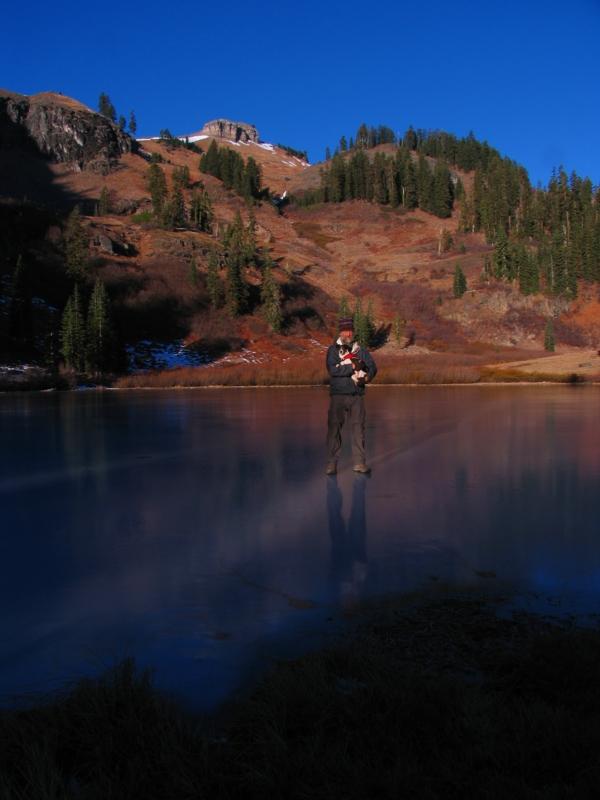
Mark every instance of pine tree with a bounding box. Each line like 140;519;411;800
493;227;510;279
8;254;33;348
225;255;247;317
403;158;418;209
118;115;126;131
206;249;223;308
98;93;116;122
200;140;221;178
224;212;249;316
544;318;555;352
64;206;89;278
392;312;405;343
243;157;262;201
518;248;540;295
86;279;115;374
353;298;370;347
325;146;331;161
243;210;259;265
550;228;567;295
403;126;417;150
60;284;86;371
364;299;375;346
190;187;213;233
432;161;453;218
173;165;191;190
163;186;186;228
417;154;433;212
129;111;137;136
189;257;199;287
453;263;467;297
328;153;347;202
260;263;283;332
388;161;400;207
147;163;167;216
339;296;350;317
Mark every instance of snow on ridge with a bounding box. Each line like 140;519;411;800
136;133;310;165
137;133;209;143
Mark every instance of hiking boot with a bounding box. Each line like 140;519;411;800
353;463;371;474
325;462;337;475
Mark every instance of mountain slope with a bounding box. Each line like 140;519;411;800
2;87;599;387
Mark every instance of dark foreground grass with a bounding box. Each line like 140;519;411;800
3;598;600;799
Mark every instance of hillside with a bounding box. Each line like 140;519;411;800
2;88;600;388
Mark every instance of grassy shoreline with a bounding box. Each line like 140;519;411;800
3;349;600;392
3;592;600;798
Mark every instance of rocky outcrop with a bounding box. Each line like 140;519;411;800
439;286;573;347
200;118;259;143
0;90;135;174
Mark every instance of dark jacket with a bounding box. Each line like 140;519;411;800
326;339;377;396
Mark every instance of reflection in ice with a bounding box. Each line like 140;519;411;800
2;386;600;709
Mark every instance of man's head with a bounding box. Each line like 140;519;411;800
338;317;354;344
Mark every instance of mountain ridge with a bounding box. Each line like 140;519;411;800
1;87;599;388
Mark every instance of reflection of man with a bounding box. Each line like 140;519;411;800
327;474;368;609
325;316;377;475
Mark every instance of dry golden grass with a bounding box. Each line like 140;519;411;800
114;352;485;389
489;348;600;378
113;348;600;390
291;220;340;250
113;358;328;389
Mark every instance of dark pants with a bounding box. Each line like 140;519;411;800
326;394;366;465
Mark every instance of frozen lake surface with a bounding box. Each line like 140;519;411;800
2;385;600;710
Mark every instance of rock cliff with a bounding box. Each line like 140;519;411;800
200;118;259;143
0;89;135;173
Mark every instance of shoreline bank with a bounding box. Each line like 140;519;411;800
3;378;600;394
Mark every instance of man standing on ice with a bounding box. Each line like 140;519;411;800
325;316;377;475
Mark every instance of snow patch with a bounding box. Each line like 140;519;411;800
180;133;209;142
255;142;275;151
126;340;211;372
208;348;269;367
0;364;40;375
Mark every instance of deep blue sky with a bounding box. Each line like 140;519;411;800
3;0;599;186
